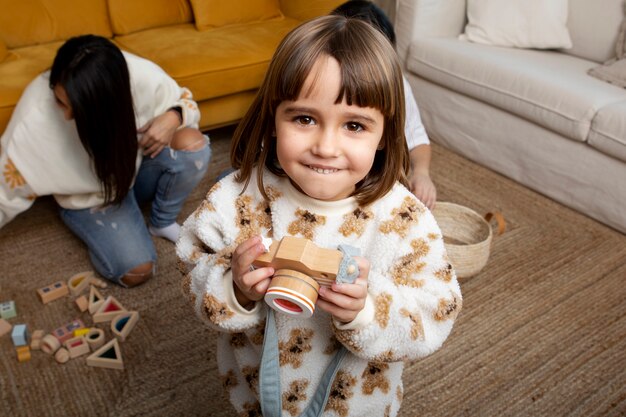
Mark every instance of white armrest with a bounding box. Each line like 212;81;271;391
395;0;467;65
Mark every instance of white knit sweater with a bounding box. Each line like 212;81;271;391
177;168;462;417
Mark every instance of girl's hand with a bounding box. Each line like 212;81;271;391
231;236;274;308
316;256;370;323
409;172;437;210
138;110;180;158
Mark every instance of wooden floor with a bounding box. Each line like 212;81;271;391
0;127;625;417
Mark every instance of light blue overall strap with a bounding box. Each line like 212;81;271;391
260;308;282;417
335;244;361;284
299;345;348;417
259;309;349;417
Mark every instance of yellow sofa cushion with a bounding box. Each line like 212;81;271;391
0;40;7;63
0;0;112;48
108;0;193;35
114;17;300;100
0;41;63;134
190;0;282;30
279;0;346;21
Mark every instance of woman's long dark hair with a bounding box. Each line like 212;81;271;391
50;35;137;205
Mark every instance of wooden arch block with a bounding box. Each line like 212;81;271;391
111;311;139;342
67;271;94;297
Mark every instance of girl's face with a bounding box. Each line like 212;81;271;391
53;84;73;120
274;56;384;202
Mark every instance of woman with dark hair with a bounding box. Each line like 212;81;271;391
332;0;438;209
0;35;211;288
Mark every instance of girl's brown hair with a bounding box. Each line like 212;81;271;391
230;15;409;206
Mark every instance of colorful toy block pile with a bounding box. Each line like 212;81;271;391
0;271;139;370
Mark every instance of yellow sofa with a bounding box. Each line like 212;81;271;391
0;0;344;134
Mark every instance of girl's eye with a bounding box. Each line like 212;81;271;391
346;122;364;132
295;116;314;125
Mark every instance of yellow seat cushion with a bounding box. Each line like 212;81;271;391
113;17;301;101
0;41;63;133
0;40;7;63
190;0;282;30
0;39;9;62
279;0;347;21
108;0;193;35
0;0;111;48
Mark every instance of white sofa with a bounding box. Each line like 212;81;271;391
395;0;626;234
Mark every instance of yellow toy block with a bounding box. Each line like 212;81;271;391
16;346;31;362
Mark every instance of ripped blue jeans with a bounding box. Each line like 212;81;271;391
59;137;211;286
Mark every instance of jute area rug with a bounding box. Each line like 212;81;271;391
0;126;625;417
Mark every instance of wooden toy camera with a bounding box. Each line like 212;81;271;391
252;236;346;318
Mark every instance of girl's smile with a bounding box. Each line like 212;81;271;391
274;55;384;202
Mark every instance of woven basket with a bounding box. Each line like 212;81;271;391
432;202;505;279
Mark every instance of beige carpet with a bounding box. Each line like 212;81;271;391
1;126;625;417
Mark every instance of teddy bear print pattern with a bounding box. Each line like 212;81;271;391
177;167;462;417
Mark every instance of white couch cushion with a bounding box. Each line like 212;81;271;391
407;37;626;142
462;0;572;49
562;0;624;63
589;101;626;163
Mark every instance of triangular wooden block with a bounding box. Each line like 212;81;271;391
86;338;123;370
93;296;127;323
111;311;139;342
68;271;94;297
88;286;105;315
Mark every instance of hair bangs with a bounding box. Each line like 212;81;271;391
329;20;400;118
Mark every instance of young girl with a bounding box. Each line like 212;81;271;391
178;15;461;417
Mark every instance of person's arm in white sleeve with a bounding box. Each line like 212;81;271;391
404;76;436;209
136;61;202;158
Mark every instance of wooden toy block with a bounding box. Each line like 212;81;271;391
41;334;61;355
0;319;12;337
75;295;88;312
54;347;70;364
0;300;17;319
37;281;69;304
252;236;343;286
11;324;28;347
89;276;108;289
52;318;86;344
73;328;90;337
86;338;124;370
86;328;105;350
30;329;44;350
68;271;94;296
88;286;105;315
93;296;127;323
64;336;90;359
16;346;31;362
111;311;139;342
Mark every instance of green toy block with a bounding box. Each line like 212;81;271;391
0;300;17;319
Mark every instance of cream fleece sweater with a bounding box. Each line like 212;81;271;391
177;168;462;417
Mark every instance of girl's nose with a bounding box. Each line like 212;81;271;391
311;128;339;158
